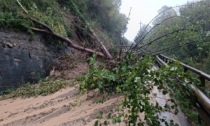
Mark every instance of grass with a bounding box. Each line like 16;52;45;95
0;77;72;99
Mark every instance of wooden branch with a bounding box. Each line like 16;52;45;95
16;0;54;33
29;17;54;33
66;13;113;59
90;28;113;59
16;0;109;59
16;0;28;13
131;16;179;53
31;27;107;58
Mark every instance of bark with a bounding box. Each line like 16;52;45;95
90;28;113;59
31;28;106;58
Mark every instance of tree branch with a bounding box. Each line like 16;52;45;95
16;0;28;13
89;28;113;59
16;0;54;33
31;27;106;58
16;0;111;59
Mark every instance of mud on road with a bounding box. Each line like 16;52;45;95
0;86;123;126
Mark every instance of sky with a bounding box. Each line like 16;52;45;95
120;0;197;41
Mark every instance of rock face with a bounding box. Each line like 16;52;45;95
0;28;70;91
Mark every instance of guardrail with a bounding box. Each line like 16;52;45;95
156;54;210;124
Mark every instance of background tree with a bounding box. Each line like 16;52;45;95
85;0;127;38
134;0;210;73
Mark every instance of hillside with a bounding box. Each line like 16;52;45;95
0;0;128;90
0;0;129;125
0;0;209;126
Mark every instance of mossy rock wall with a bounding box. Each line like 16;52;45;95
0;28;71;91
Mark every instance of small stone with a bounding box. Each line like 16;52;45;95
6;42;14;48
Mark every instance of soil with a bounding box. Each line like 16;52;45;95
0;63;189;126
0;59;123;126
0;86;123;126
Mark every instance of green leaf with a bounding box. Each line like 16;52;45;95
94;120;99;126
162;90;168;95
104;121;109;125
97;111;103;119
107;113;112;119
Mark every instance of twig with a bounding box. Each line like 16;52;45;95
16;0;54;33
16;0;28;14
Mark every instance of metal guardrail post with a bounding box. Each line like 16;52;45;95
190;84;210;114
156;54;210;123
159;54;210;81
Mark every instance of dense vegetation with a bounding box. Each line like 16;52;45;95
81;54;202;125
133;1;210;125
0;0;209;126
134;0;210;74
0;0;129;53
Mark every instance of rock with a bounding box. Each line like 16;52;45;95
0;28;71;91
5;42;15;48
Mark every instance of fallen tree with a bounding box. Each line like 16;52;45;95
16;0;112;59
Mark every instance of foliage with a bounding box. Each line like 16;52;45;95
0;11;32;33
0;0;72;39
0;78;68;99
0;0;128;50
85;0;127;37
81;54;202;125
134;0;210;100
134;0;210;74
30;3;67;36
63;0;128;47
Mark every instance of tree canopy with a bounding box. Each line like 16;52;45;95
134;0;210;73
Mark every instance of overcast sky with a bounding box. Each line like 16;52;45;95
120;0;197;41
